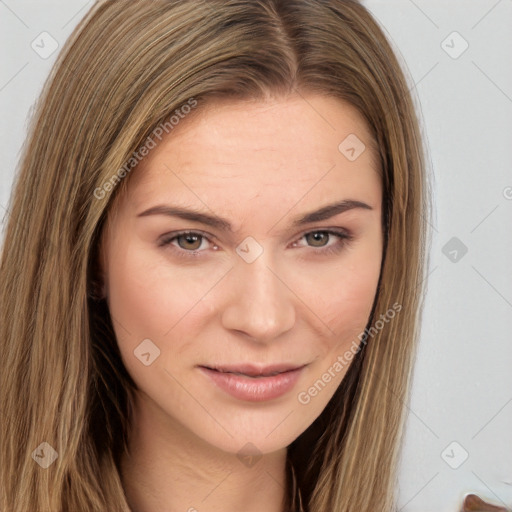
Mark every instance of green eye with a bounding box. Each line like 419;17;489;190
159;228;353;259
305;231;330;247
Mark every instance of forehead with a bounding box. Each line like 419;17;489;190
123;94;381;215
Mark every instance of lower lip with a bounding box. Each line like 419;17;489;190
199;366;304;402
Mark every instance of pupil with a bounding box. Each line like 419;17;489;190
181;234;201;250
308;232;327;247
177;233;329;251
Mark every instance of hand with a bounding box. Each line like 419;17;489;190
462;494;510;512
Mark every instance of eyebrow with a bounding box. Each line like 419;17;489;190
137;199;373;231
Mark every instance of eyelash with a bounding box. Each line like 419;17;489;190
158;229;354;259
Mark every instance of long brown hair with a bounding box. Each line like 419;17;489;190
0;1;429;510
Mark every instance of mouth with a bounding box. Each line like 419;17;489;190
199;363;306;378
198;364;307;402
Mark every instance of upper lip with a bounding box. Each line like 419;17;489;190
200;363;306;377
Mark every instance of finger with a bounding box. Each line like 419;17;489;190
462;494;509;512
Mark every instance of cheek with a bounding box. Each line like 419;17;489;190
106;225;382;372
105;249;177;368
107;245;211;336
291;248;381;408
105;245;227;375
300;244;382;345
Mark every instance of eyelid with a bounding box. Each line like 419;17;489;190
158;229;216;249
158;227;354;258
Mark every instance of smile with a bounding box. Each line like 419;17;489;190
198;365;306;402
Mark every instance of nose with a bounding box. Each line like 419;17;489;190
221;254;296;343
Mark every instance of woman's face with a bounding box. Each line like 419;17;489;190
101;94;383;456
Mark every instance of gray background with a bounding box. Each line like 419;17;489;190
1;1;511;510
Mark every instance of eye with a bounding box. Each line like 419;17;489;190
159;230;216;256
291;229;354;255
158;228;353;259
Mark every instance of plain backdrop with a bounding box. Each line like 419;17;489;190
1;1;511;510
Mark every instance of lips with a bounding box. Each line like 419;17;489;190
199;363;305;378
199;364;306;401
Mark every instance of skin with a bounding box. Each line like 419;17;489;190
99;94;383;512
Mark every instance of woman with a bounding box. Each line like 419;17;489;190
1;0;498;511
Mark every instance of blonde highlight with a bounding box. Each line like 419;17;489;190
1;1;430;511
